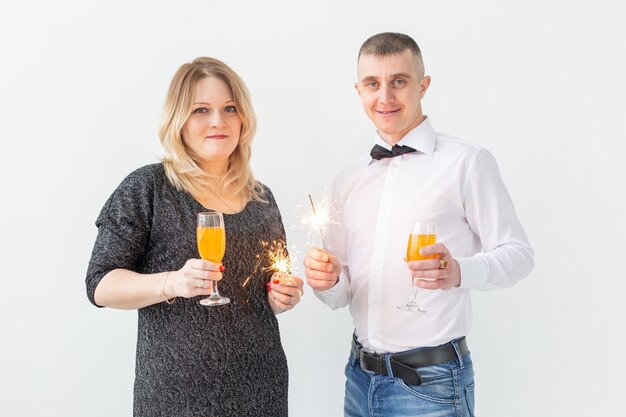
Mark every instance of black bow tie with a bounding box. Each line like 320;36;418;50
370;144;417;160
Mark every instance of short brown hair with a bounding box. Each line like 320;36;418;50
358;32;425;78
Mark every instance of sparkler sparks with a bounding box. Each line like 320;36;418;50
241;253;263;288
301;193;336;252
264;240;295;276
241;193;336;289
241;240;298;288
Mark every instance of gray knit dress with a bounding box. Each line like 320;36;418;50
86;163;289;417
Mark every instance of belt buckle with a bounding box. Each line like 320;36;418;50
359;348;383;374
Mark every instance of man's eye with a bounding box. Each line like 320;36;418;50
225;106;237;113
393;79;406;86
366;81;378;88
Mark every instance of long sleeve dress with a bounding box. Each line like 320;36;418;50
86;163;289;417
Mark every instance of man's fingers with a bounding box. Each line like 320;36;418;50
307;278;335;291
411;268;446;279
415;278;447;290
419;242;449;257
408;258;441;271
306;268;336;282
303;256;334;273
306;247;330;263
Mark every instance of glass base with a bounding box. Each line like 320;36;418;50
397;303;426;313
200;295;230;306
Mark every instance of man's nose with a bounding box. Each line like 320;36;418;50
379;85;395;103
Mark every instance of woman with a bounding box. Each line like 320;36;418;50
86;57;303;417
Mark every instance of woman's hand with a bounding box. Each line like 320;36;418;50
164;259;223;299
267;273;304;314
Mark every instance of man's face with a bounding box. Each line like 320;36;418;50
355;50;430;144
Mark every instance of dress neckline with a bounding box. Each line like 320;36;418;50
186;191;251;216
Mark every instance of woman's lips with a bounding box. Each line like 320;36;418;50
206;135;228;139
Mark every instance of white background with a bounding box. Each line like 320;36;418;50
1;1;625;416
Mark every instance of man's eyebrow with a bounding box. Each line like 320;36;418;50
360;75;378;83
391;72;413;79
360;73;413;83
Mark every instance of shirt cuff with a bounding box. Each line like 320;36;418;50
457;256;488;290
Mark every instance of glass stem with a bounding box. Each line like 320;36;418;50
408;279;419;304
211;280;220;297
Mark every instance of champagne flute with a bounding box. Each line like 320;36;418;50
197;212;230;306
397;221;437;313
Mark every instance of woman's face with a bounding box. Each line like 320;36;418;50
181;76;242;172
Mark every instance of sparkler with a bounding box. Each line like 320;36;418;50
241;253;263;288
242;193;335;289
242;240;298;288
303;193;334;253
264;240;298;286
264;240;295;275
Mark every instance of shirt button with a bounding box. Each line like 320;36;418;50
373;265;381;271
372;335;378;340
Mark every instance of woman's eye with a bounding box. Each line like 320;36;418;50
193;107;208;114
224;105;237;113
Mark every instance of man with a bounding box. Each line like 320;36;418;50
304;32;534;417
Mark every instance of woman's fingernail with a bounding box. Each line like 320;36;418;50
273;279;280;285
219;265;225;272
266;282;272;292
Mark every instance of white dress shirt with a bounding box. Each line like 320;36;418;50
315;118;534;352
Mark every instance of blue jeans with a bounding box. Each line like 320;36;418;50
344;339;475;417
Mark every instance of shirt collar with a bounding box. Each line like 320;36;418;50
371;116;436;157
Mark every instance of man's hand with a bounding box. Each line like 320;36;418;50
303;247;341;291
407;243;461;290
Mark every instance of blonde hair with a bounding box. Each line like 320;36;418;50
159;57;265;202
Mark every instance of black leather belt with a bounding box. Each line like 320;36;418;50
353;336;469;386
